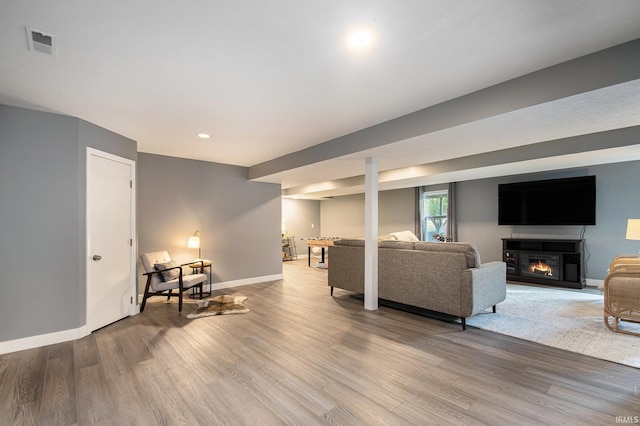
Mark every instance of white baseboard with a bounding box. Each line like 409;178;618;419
586;278;604;289
137;273;284;303
0;325;90;356
209;273;283;291
2;274;284;356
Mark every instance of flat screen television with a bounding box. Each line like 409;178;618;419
498;175;596;225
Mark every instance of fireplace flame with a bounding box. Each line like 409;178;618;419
529;260;554;277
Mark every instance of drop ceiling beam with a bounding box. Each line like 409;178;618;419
250;39;640;181
281;123;640;197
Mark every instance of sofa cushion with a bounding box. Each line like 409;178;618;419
379;240;416;250
334;238;365;247
389;230;420;242
414;241;481;267
335;239;416;249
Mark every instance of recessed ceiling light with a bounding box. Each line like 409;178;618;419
348;31;373;48
197;133;211;139
346;28;375;52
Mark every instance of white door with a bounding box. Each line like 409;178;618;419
86;148;136;332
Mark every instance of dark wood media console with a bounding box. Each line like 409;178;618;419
502;238;585;289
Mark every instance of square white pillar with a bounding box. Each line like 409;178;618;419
364;157;378;310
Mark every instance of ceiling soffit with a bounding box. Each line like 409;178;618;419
253;40;640;195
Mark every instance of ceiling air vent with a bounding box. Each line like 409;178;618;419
26;26;56;55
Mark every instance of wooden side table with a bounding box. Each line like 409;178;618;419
186;259;212;297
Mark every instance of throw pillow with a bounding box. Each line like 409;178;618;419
390;230;420;242
154;260;181;282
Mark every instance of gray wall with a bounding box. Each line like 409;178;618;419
137;153;282;291
0;105;136;343
455;162;640;281
320;188;416;237
282;198;321;257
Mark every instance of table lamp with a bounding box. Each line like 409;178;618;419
626;219;640;257
187;230;201;259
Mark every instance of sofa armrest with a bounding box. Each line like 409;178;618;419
462;261;507;316
327;245;365;293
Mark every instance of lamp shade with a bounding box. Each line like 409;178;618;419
187;236;200;248
626;219;640;241
187;230;202;259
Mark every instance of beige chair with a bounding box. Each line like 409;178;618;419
603;255;640;336
140;251;207;312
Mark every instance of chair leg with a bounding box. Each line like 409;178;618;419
166;289;172;301
178;274;185;312
461;317;466;330
492;305;496;313
330;286;334;296
140;277;152;313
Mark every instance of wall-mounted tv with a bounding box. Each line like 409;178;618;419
498;175;596;226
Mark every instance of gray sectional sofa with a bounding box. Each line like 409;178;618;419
328;239;506;329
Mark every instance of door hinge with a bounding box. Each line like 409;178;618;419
130;239;133;246
130;180;133;188
130;296;133;304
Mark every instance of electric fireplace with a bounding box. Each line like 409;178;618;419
519;253;560;281
502;238;585;289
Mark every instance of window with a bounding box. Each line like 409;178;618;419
419;189;448;242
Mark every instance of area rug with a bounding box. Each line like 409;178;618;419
187;295;249;319
466;284;640;368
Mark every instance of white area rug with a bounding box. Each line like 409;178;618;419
466;284;640;369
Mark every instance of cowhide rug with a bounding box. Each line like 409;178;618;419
187;295;249;319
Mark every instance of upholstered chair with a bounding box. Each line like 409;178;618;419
140;251;207;312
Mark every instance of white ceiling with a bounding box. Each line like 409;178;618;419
2;1;640;198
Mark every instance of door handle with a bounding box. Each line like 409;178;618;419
92;255;102;261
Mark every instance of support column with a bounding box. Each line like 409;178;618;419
364;157;378;311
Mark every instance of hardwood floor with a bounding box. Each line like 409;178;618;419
2;258;640;425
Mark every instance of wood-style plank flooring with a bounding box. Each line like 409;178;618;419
2;258;640;425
